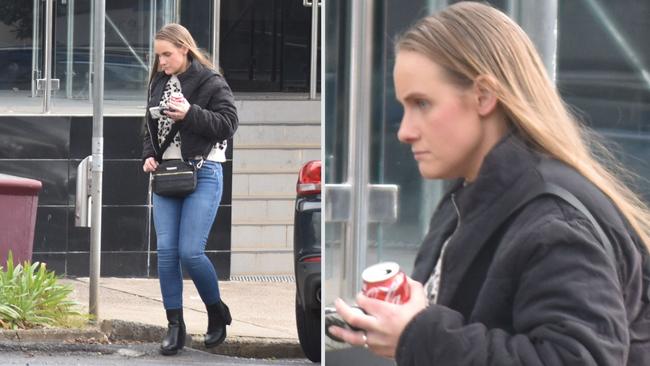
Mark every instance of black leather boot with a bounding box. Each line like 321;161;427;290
205;300;232;348
160;308;186;355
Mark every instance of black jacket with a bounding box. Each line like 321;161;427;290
142;58;238;161
396;134;650;366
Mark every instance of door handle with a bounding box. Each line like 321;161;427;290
302;0;322;7
325;183;399;223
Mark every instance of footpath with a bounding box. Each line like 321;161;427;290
0;277;304;359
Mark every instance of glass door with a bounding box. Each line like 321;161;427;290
324;0;448;364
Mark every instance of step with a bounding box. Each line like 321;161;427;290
232;223;293;250
230;249;294;276
235;100;321;124
232;172;298;196
234;124;321;146
232;196;295;222
233;148;321;171
233;219;294;225
235;143;320;150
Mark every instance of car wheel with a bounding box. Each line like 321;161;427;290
296;294;321;362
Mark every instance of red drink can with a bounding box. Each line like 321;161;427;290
362;262;410;304
170;91;185;103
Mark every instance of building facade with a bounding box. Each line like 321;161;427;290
0;0;321;278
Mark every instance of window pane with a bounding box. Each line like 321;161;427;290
220;0;318;93
102;1;151;100
0;0;41;113
557;0;650;201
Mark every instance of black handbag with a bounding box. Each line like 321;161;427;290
150;123;208;198
152;159;197;197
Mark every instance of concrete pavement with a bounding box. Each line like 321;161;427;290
0;277;306;359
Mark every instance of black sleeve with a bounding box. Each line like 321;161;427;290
141;117;156;162
395;217;629;366
182;76;238;141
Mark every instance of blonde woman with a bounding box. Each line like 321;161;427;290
142;23;237;355
329;2;650;365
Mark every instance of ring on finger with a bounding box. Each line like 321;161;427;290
362;333;368;348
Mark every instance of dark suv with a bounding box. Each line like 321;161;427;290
293;160;321;362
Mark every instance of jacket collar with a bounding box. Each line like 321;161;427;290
435;132;543;305
176;57;215;101
149;57;215;104
453;131;539;221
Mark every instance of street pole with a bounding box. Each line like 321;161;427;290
309;0;319;99
509;0;558;82
89;0;105;320
345;0;374;299
212;0;221;70
43;0;53;113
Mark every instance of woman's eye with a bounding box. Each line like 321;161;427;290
415;100;429;109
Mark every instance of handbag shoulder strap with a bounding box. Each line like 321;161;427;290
501;183;615;262
155;123;181;162
451;182;619;317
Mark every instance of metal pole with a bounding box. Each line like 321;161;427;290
344;0;374;300
149;0;156;72
427;0;448;13
309;1;319;99
88;0;94;100
66;0;75;99
32;0;40;98
89;0;105;321
510;0;558;82
212;0;221;69
43;0;53;112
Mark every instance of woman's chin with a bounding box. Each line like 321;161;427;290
418;166;454;180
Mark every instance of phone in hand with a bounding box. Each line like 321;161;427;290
324;305;366;343
149;106;167;119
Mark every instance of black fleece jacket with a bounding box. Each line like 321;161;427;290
396;134;650;366
142;58;238;161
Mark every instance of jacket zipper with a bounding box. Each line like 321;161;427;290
435;193;462;303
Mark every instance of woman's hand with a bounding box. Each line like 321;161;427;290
143;157;158;173
328;277;428;359
165;98;191;121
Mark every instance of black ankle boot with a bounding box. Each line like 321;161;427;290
161;308;186;355
205;300;232;348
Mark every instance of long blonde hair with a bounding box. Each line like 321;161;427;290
396;1;650;250
149;23;217;85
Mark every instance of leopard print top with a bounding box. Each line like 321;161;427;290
157;75;182;148
157;75;227;162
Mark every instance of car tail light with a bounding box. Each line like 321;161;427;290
297;160;321;196
300;255;321;263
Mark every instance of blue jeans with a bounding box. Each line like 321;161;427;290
153;160;223;310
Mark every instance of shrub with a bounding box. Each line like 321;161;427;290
0;251;87;329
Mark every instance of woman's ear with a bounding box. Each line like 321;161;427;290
473;75;499;117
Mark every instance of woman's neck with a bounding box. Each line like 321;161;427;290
174;58;190;75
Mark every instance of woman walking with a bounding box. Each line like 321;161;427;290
142;23;238;356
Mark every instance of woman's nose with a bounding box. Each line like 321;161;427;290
397;116;418;144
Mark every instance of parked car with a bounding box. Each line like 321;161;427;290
293;160;321;362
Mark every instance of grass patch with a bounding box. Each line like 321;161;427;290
0;251;90;330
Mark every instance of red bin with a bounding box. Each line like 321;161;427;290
0;173;42;267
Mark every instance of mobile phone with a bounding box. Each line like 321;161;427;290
324;306;366;343
149;106;164;119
